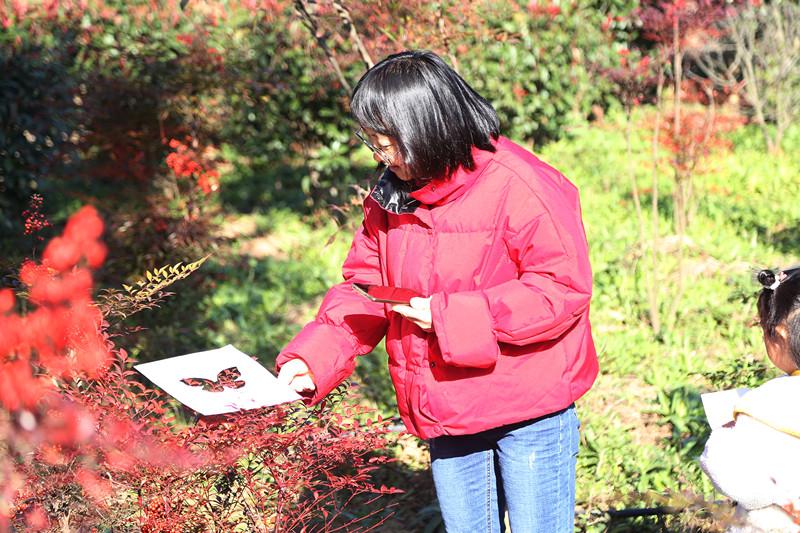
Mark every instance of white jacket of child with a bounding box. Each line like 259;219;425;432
701;375;800;532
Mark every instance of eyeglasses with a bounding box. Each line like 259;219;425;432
354;129;397;165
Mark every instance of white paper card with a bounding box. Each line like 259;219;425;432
134;345;301;416
701;388;749;429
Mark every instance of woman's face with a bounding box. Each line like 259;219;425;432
764;324;798;374
363;129;412;182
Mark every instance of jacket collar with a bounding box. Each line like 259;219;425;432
410;137;500;207
369;170;421;215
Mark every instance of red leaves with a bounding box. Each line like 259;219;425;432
0;289;14;314
64;206;104;241
42;400;97;445
527;1;561;19
24;505;49;530
75;467;113;504
653;109;745;171
2;205;397;530
43;236;81;272
636;0;747;50
783;501;800;525
165;138;220;195
0;360;44;411
197;169;220;194
84;240;108;269
601;44;658;110
1;205;116;526
41;206;105;274
375;484;404;495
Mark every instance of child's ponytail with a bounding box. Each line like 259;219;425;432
756;266;800;368
757;269;779;291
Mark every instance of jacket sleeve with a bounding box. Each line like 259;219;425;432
700;418;794;510
430;180;592;368
276;200;389;403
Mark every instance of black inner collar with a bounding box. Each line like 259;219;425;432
370;169;422;214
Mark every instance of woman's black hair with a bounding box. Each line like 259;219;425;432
350;50;500;183
757;266;800;367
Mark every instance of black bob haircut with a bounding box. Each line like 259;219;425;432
350;50;500;183
757;266;800;367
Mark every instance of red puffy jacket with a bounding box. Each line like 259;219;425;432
276;136;598;439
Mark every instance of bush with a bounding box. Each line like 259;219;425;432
456;0;635;145
0;39;79;225
0;206;398;531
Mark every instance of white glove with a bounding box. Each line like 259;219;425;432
277;358;316;394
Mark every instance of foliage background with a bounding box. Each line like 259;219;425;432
2;0;799;531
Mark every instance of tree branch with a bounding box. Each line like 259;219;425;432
294;0;352;94
332;0;374;70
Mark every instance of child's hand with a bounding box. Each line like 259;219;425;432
392;296;433;332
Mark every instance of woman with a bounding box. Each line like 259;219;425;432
277;50;598;532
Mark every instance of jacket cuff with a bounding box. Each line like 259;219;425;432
276;322;358;405
430;291;499;368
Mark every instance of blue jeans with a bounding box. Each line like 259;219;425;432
429;406;580;533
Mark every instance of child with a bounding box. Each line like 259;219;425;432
701;267;800;532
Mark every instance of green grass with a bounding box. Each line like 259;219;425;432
36;109;799;531
537;113;799;530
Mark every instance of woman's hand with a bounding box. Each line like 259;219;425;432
392;296;433;331
277;358;316;394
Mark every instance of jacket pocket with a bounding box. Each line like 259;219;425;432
413;369;456;426
388;363;410;420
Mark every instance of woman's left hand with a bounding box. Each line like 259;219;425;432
392;296;433;332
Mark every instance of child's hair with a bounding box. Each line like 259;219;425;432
757;266;800;367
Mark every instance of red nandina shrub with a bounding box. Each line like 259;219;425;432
166;137;220;195
22;194;51;240
1;206;398;531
